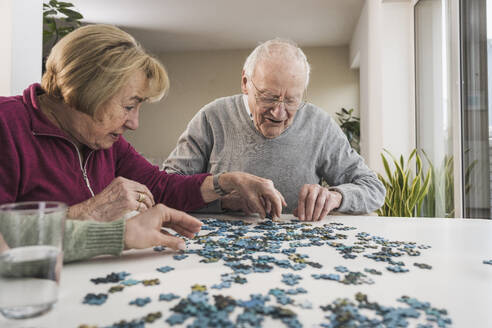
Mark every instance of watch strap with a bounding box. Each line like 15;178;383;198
213;173;228;196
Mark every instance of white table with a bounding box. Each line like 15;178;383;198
2;214;492;327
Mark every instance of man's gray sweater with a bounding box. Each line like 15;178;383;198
164;95;385;214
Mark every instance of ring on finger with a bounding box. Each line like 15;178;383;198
137;192;145;203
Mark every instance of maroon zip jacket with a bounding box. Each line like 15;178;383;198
0;84;210;211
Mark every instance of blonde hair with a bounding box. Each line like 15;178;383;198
243;38;310;88
42;24;169;116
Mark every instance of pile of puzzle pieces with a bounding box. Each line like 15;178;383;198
79;217;456;328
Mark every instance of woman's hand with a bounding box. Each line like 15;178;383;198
68;177;155;222
124;204;202;250
201;172;286;219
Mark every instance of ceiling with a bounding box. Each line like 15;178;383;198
69;0;365;53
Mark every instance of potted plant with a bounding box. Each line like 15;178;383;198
377;149;432;217
335;108;360;154
43;0;84;72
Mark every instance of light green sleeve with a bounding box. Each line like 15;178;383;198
63;218;125;263
0;213;125;263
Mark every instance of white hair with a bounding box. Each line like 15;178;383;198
243;38;310;88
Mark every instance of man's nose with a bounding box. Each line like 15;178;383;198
270;102;287;119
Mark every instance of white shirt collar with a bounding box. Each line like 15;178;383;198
242;94;253;121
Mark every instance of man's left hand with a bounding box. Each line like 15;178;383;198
293;184;342;221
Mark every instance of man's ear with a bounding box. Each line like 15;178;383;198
241;70;249;94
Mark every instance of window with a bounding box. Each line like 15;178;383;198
461;0;491;218
415;0;492;219
415;0;456;217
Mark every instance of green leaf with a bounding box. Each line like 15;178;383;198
43;9;57;16
378;148;435;217
381;154;392;182
58;7;83;19
57;1;74;7
408;148;417;161
417;169;432;203
416;152;422;174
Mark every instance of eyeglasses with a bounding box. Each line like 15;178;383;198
249;79;306;112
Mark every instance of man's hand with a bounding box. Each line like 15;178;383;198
68;177;155;222
222;172;287;219
220;190;251;214
124;204;202;250
202;172;286;218
293;184;342;221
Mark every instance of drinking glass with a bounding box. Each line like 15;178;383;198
0;201;66;319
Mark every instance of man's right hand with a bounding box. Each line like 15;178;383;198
67;177;155;222
124;204;202;251
213;172;286;218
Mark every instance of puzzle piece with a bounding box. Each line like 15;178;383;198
387;265;409;273
108;285;124;293
143;312;162;323
153;245;166;252
173;254;188;261
129;297;151;307
142;278;160;286
120;279;140;286
191;284;207;292
414;263;432;270
90;271;130;284
364;268;382;275
157;266;175;274
82;293;108;305
159;293;180;301
281;273;302;286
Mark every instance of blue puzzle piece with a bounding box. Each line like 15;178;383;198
83;293;108;305
157;266;175;273
159;293;180;301
130;297;151;307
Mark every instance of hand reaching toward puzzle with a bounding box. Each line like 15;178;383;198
124;204;202;251
200;172;286;219
67;177;155;222
293;184;342;221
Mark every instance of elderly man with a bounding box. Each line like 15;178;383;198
164;39;385;221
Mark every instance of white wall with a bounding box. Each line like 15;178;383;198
124;46;360;162
0;0;43;97
350;0;414;174
0;0;13;96
381;2;413;160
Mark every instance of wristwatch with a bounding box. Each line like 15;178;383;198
213;172;228;196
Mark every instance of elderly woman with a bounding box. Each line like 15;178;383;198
0;24;285;262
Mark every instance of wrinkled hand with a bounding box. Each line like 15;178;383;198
124;204;202;250
219;172;286;218
68;177;155;222
293;184;342;221
220;190;249;214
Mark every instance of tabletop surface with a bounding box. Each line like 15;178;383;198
1;214;492;328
